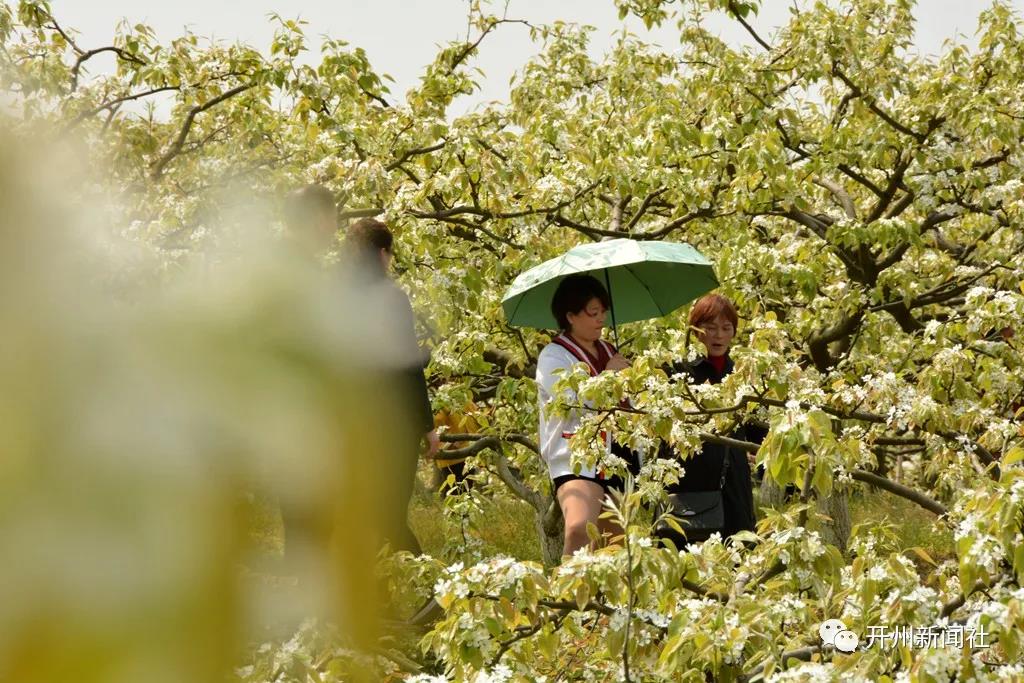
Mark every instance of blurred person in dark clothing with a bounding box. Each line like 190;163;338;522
342;217;439;554
270;184;347;578
278;189;438;563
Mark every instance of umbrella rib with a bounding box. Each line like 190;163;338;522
506;294;525;327
622;263;664;316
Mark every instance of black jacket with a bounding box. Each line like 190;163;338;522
345;258;434;439
386;277;434;438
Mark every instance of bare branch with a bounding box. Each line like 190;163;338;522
71;46;145;90
727;1;772;51
814;178;856;219
385;142;445;171
624;189;669;232
150;83;255;179
832;64;929;142
849;470;947;516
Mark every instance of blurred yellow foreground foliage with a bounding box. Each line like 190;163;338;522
0;126;412;683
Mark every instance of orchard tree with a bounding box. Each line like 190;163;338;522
3;0;1024;680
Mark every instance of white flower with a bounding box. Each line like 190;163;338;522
867;564;889;581
765;662;837;681
471;664;513;683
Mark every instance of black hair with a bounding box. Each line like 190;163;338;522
550;274;611;331
283;184;336;232
346;217;394;253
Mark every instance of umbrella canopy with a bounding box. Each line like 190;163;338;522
502;238;718;330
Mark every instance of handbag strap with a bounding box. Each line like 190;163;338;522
717;451;731;490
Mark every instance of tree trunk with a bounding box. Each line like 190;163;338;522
537;499;564;567
816;490;851;555
759;474;787;509
490;450;563;565
760;476;850;555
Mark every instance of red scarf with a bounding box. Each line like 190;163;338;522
708;354;727;375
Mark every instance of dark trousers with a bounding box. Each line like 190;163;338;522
435;459;469;496
388;444;422;555
720;449;756;537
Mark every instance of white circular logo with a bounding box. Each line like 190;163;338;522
833;630;860;653
818;619;847;646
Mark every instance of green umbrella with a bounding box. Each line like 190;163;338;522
502;238;718;337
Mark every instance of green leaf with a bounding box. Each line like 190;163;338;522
575;581;591;610
909;546;937;567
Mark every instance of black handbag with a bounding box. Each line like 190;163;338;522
656;453;730;545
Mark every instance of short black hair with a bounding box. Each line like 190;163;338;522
550;274;611;331
283;184;336;232
346;217;393;253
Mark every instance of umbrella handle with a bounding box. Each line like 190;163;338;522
603;268;619;348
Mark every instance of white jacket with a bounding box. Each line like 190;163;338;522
535;334;616;480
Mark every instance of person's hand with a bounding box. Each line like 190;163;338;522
606;353;632;372
424;429;441;458
747;452;758;467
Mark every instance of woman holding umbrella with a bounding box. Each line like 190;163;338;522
503;238;719;557
537;274;639;557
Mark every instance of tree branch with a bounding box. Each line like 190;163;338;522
727;1;772;51
385;142;445;171
70;45;145;90
837;163;885;197
624;188;668;232
338;207;384;220
832;64;927;142
807;310;864;371
150;82;255;179
67;85;181;128
741;645;822;681
43;14;83;55
865;151;911;223
849;470;947;516
639;208;714;239
814;178;856;219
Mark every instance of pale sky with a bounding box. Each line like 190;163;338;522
52;1;1021;116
